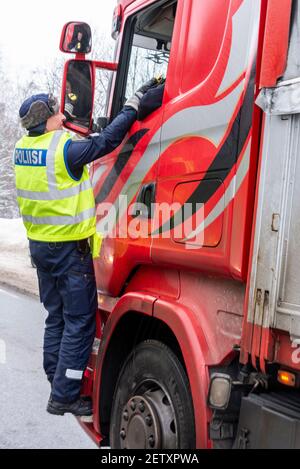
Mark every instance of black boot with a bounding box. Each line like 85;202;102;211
47;396;93;416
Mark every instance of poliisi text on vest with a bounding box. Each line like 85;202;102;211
14;148;47;166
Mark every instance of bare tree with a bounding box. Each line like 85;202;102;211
0;54;48;218
91;30;115;119
40;56;65;97
0;56;22;218
0;26;168;218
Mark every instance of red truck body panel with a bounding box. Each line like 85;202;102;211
75;0;299;448
92;0;260;296
259;0;292;87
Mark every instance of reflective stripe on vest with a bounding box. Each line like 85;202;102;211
14;130;96;242
22;207;96;225
16;178;91;200
16;131;89;200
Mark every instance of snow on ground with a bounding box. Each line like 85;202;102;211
0;218;38;296
0;218;28;250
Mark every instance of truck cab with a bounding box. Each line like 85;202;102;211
59;0;300;449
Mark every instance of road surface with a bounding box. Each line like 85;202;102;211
0;286;96;449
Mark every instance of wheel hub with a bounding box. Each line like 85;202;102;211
119;388;177;449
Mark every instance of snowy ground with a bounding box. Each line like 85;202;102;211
0;218;38;296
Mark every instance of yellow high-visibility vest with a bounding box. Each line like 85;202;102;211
14;130;96;243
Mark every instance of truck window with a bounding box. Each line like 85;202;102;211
120;0;177;106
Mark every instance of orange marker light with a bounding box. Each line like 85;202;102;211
278;370;296;387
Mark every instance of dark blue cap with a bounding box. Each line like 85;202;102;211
19;94;49;117
19;93;59;130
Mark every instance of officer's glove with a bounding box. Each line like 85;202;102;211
125;77;161;111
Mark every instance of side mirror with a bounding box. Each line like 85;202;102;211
62;60;94;135
60;22;92;55
61;59;118;136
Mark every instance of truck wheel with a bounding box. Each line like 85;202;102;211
109;340;195;449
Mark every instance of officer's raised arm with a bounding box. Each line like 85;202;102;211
65;77;160;179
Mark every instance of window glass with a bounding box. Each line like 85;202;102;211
92;68;114;122
124;0;177;99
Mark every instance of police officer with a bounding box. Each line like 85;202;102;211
14;79;158;417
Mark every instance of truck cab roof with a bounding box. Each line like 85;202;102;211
117;0;136;8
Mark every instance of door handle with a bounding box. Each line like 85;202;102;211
129;182;156;219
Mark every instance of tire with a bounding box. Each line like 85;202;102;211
109;340;195;449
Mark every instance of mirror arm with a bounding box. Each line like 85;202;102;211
93;61;118;71
75;53;86;60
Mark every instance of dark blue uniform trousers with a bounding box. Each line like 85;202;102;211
29;239;97;403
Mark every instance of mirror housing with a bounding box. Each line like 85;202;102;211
60;22;92;55
61;60;94;135
61;59;118;136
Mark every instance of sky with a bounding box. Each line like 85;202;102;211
0;0;116;83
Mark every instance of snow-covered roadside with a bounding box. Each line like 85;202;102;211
0;218;38;296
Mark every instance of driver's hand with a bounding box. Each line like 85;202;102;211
136;76;162;96
125;76;165;111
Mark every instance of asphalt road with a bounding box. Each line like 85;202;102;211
0;286;96;449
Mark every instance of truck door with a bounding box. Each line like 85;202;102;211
91;0;179;295
151;0;262;278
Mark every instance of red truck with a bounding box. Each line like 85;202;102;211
59;0;300;449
